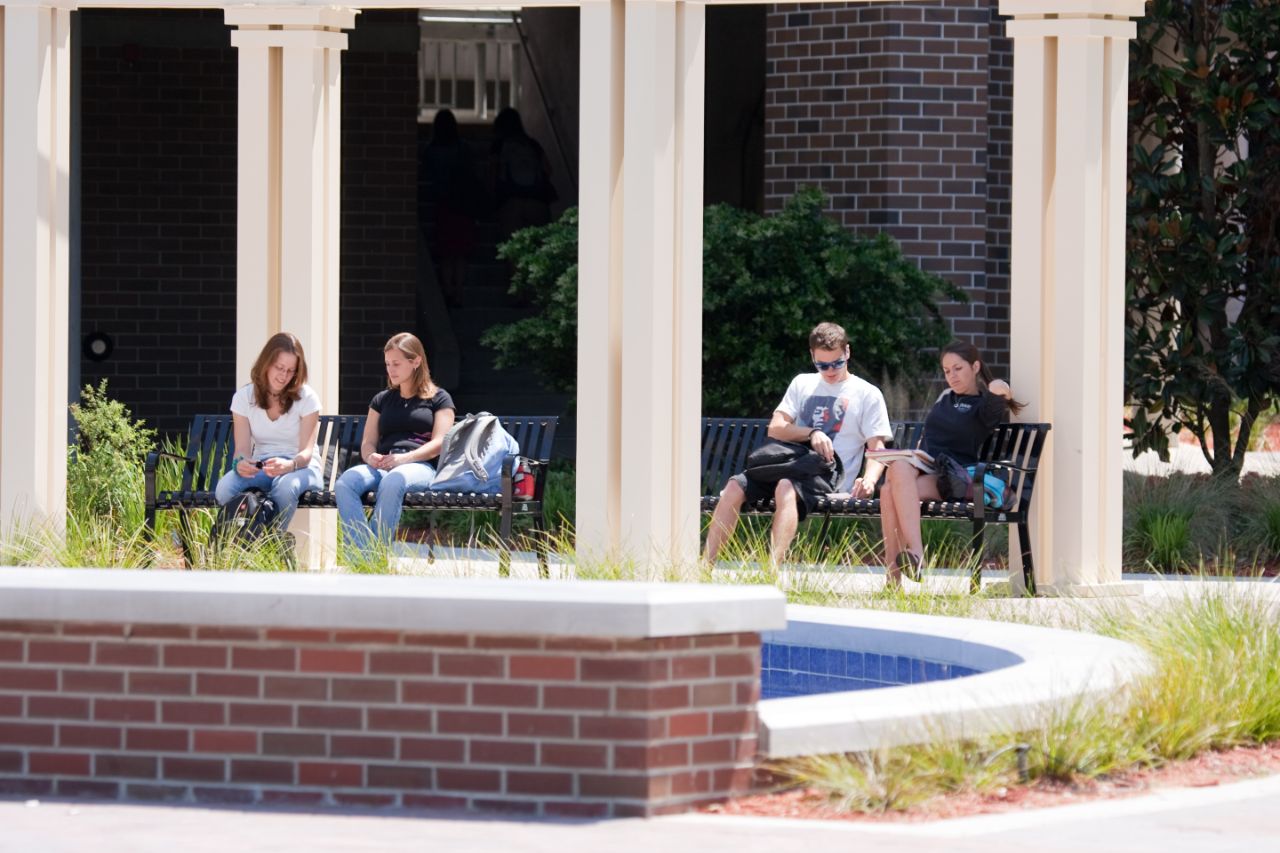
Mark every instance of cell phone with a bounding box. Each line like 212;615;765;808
254;460;265;469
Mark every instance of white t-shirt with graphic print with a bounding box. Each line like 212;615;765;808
230;383;322;470
775;372;893;491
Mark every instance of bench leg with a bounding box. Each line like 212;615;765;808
533;509;550;580
969;519;986;595
1018;520;1036;596
498;504;515;579
177;510;198;569
815;514;834;560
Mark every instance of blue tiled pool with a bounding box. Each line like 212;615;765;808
761;641;981;698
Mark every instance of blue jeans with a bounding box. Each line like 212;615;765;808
335;462;437;554
213;466;321;530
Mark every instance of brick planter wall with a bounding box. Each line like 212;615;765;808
0;620;762;816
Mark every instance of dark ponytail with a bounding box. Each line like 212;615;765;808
940;341;1027;416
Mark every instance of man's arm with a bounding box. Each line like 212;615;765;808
767;411;835;462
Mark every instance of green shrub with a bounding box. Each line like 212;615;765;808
482;190;964;416
1122;471;1236;570
67;380;156;532
1238;475;1280;562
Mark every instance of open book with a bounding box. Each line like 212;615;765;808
865;447;935;474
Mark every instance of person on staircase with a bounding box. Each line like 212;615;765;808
490;107;555;245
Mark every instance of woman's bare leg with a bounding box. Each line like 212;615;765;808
879;480;904;585
887;463;943;562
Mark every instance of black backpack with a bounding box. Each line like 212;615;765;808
743;441;844;493
210;489;280;546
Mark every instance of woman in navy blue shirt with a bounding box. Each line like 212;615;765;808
880;341;1024;586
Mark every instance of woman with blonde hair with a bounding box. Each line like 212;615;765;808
335;332;455;555
214;332;322;531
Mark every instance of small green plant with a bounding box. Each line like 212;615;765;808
1122;471;1236;570
67;380;156;533
1133;508;1193;571
1238;475;1280;562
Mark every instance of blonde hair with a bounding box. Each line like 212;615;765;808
249;333;308;412
384;332;435;398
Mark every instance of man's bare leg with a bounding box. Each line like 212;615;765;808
703;479;747;565
769;479;800;571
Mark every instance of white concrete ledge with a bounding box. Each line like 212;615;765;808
0;568;786;638
759;605;1151;757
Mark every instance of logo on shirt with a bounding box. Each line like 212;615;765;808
805;395;850;436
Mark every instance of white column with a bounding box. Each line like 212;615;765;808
228;6;355;569
577;0;704;571
0;0;72;532
1001;0;1144;594
576;0;625;562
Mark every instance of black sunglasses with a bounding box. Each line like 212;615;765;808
813;358;848;372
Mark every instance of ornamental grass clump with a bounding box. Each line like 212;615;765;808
778;582;1280;813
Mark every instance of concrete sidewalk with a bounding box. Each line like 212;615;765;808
4;774;1279;853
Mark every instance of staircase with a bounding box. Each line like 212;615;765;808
416;122;573;452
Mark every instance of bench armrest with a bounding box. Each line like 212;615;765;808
144;449;199;519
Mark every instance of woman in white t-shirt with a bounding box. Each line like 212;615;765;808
213;333;323;530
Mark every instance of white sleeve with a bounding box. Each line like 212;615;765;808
297;384;321;417
861;387;894;443
775;375;805;422
230;385;252;417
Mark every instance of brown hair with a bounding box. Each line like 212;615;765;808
384;332;436;398
808;322;849;353
941;340;1027;416
249;333;308;413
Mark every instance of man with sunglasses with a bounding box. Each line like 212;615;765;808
704;322;893;568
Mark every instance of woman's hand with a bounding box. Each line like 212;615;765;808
235;458;258;477
262;457;295;477
366;452;389;470
989;379;1013;399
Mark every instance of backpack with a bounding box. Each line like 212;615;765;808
499;137;555;203
743;440;844;493
430;412;521;494
210;489;280;545
935;453;1018;511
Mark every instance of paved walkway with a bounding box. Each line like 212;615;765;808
3;774;1279;853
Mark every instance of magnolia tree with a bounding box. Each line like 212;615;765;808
1127;0;1280;476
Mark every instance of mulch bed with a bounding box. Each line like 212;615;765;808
702;741;1280;823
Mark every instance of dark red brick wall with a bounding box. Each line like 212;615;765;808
0;621;761;816
77;9;420;435
764;0;1012;374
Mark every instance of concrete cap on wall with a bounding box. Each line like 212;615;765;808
0;568;786;638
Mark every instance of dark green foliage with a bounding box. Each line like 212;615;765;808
67;380;156;530
482;190;964;416
1126;0;1280;475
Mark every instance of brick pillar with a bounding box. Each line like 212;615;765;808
763;0;1006;365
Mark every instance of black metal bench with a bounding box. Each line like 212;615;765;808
144;414;559;570
700;418;1051;593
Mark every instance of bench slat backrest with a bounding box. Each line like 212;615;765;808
179;414;559;494
697;417;1050;501
699;418;771;494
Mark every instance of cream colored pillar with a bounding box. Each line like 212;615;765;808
228;6;355;570
1002;0;1143;594
576;0;705;571
0;0;72;532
